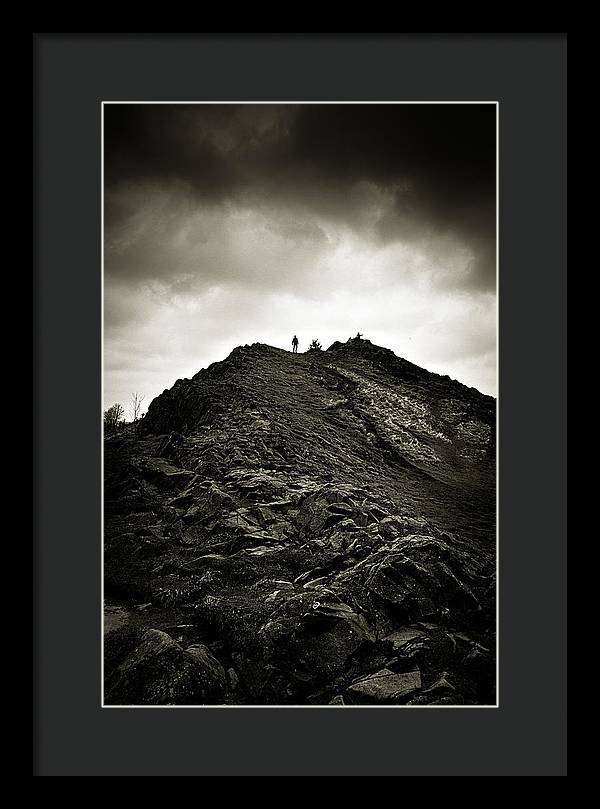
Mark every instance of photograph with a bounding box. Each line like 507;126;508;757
102;101;498;707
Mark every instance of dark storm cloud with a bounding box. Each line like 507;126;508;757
104;105;246;204
104;104;496;290
103;104;497;412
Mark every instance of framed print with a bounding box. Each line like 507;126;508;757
102;100;498;710
35;33;566;776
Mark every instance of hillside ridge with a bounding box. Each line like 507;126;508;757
104;337;496;706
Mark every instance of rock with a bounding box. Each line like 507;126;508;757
336;518;360;532
407;692;464;706
293;497;329;534
229;471;289;500
347;669;421;702
392;630;456;673
228;667;240;690
369;506;387;521
323;513;348;529
204;485;236;515
309;599;373;636
401;516;430;532
163;623;195;642
452;631;474;649
222;510;258;534
260;499;293;511
378;515;405;536
185;643;227;690
429;695;464;705
452;631;491;656
171;482;235;518
407;596;437;621
302;576;330;589
230;654;286;701
242;545;279;557
364;557;427;606
183;505;201;524
362;536;479;617
132;457;195;490
328;695;346;706
258;594;374;686
462;646;493;670
193;450;223;477
105;629;226;705
291;621;368;682
252;506;276;526
422;671;455;695
326;503;354;516
383;627;426;650
294;566;332;586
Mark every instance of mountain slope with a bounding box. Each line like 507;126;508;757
104;338;496;706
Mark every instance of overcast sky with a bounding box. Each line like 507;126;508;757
104;103;497;417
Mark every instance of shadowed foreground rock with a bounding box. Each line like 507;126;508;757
105;628;227;705
104;339;496;705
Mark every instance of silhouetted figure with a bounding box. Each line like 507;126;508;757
356;332;363;340
292;335;299;353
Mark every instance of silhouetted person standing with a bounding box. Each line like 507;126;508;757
292;335;299;353
356;332;363;340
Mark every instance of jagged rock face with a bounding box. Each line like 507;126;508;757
104;340;496;705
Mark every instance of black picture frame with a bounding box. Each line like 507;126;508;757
34;33;566;776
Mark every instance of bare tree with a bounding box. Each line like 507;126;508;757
130;392;145;423
104;403;125;434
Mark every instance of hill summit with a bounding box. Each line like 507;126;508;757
104;338;496;705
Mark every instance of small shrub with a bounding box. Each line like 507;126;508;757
104;403;125;434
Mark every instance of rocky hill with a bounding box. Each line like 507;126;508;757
104;338;496;706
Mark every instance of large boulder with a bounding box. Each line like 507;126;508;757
249;593;375;691
362;535;480;615
105;629;226;705
347;668;421;703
